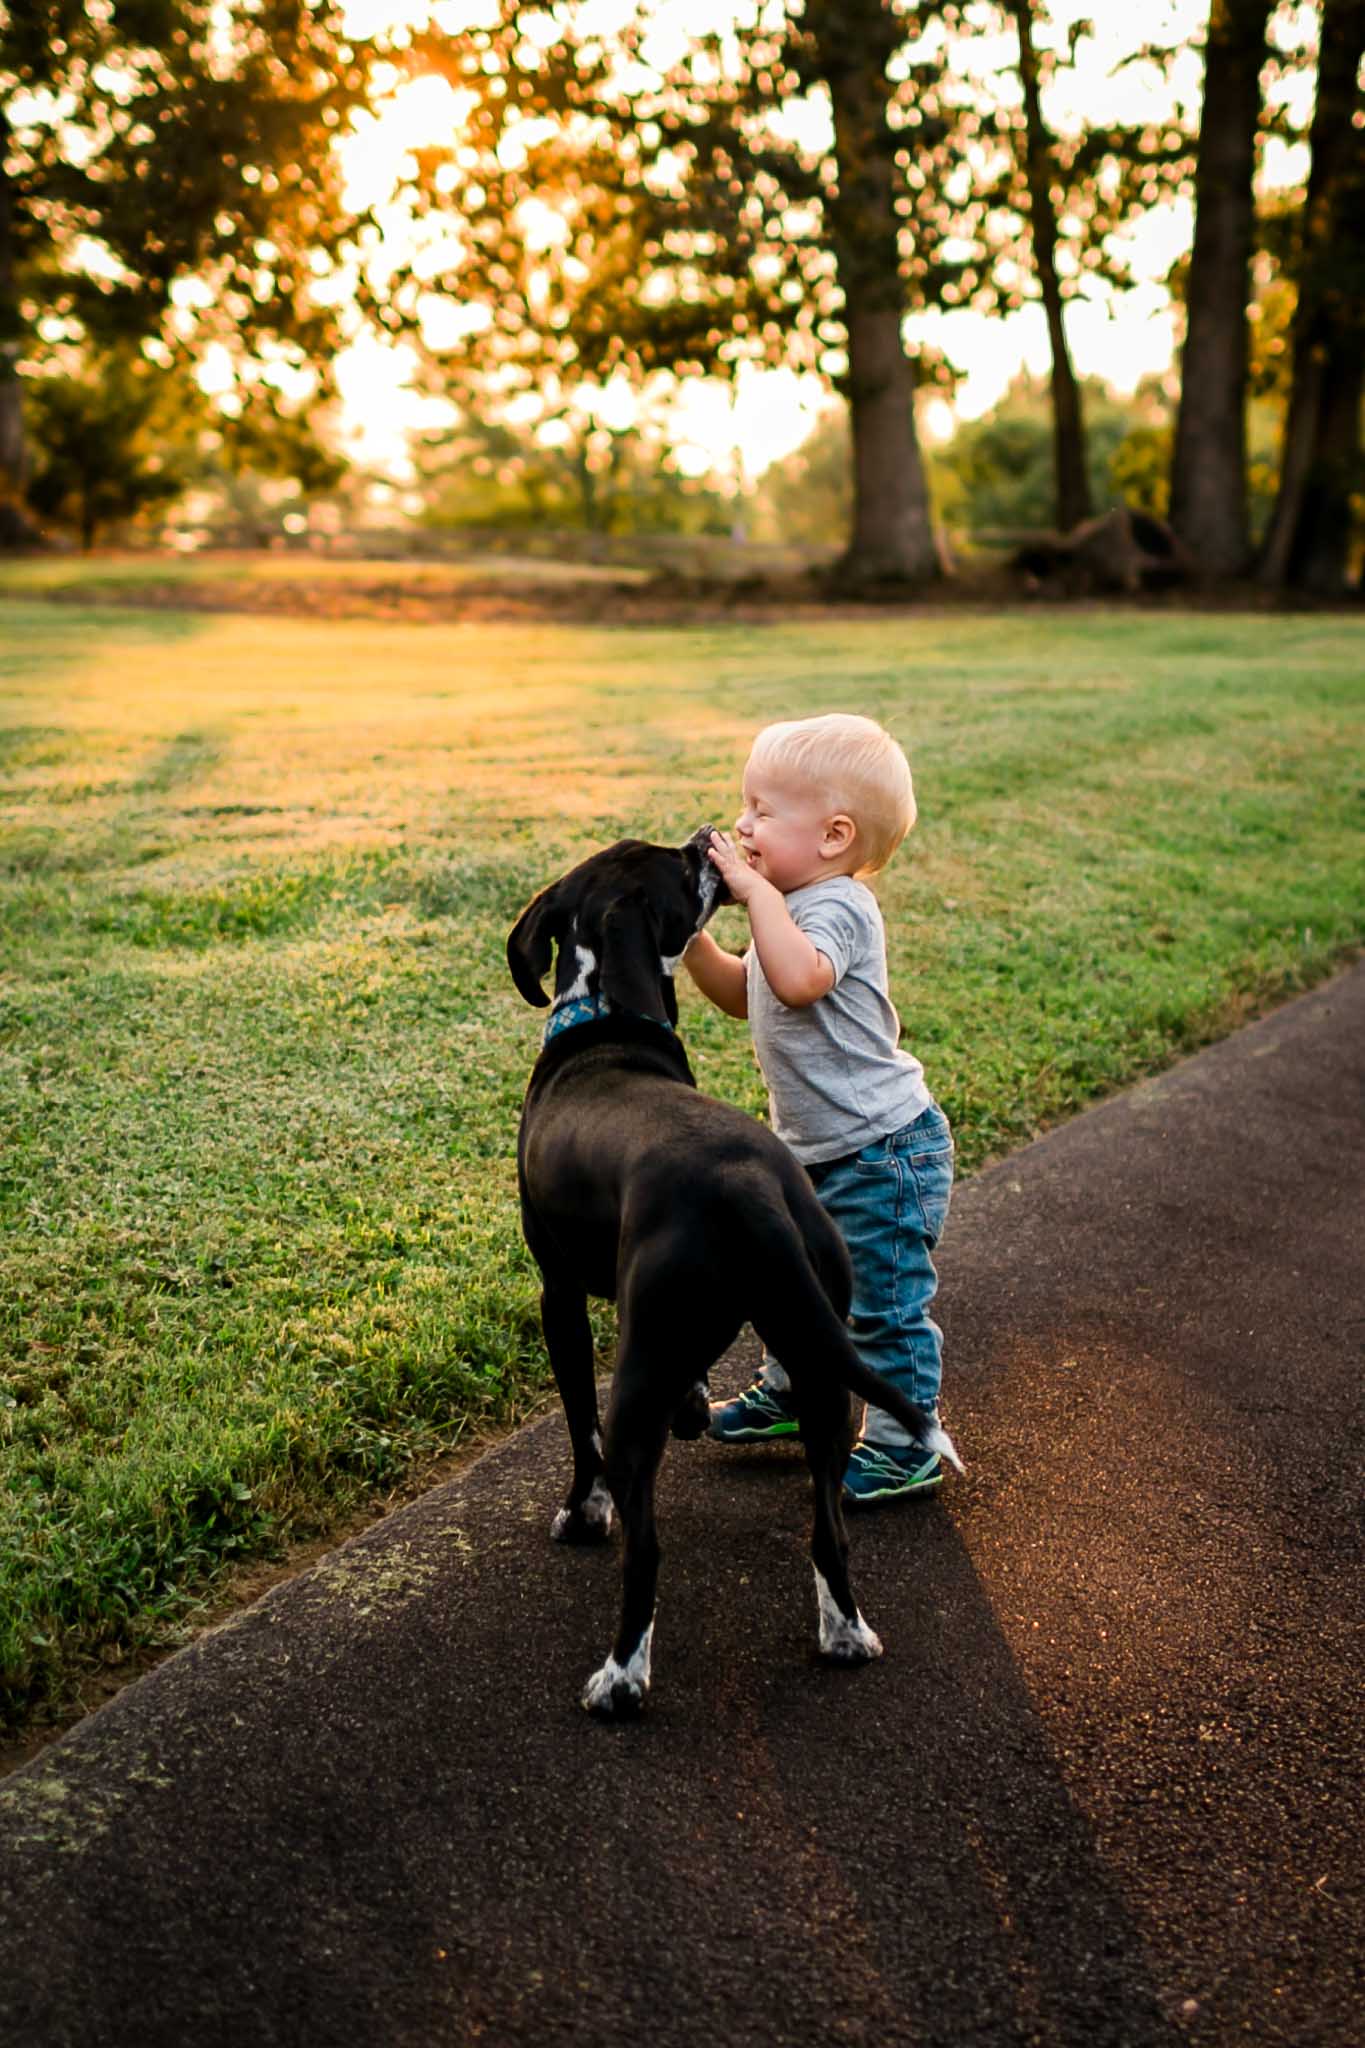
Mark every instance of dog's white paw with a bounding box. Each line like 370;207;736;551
582;1625;653;1718
551;1478;614;1545
814;1568;884;1664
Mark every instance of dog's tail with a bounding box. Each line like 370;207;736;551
744;1199;964;1475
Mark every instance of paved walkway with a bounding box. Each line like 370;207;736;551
2;964;1362;2048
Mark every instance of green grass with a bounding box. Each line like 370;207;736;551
2;585;1363;1731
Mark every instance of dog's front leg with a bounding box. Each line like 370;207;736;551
540;1282;614;1545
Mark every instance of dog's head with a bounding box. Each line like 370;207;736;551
507;825;730;1027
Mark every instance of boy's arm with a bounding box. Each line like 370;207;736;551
706;831;835;1010
744;883;836;1008
682;930;749;1018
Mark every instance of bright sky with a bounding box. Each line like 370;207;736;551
328;0;1317;478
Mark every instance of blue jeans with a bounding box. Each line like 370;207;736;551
763;1103;954;1445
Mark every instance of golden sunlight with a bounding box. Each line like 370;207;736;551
327;0;1310;478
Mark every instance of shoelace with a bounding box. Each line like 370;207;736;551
855;1441;937;1474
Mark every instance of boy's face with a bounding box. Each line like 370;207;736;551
734;758;855;894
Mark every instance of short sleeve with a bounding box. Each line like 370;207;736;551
790;888;866;985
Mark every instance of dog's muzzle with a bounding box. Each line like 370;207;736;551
685;823;731;919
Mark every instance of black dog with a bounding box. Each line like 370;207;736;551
508;826;960;1718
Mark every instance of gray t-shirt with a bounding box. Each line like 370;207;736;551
745;875;931;1165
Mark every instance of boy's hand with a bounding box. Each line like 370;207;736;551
709;830;834;1008
707;829;766;906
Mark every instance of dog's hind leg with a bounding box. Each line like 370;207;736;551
583;1271;742;1718
789;1374;884;1665
582;1370;671;1718
669;1378;711;1440
541;1281;614;1545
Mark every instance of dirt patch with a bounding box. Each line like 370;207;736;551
31;567;848;627
10;561;1351;625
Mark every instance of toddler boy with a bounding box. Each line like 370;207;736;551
683;712;955;1502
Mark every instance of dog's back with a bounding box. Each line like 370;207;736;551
519;1026;834;1305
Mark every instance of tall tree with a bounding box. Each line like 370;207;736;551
399;1;993;586
1259;0;1365;591
811;0;940;583
1005;0;1091;531
0;0;375;537
1168;0;1275;577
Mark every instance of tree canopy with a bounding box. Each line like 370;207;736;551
0;0;378;517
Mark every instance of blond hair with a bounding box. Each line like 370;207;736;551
748;713;917;874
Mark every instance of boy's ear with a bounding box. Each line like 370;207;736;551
822;813;857;858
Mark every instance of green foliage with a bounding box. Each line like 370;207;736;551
755;377;1196;544
931;375;1170;534
23;350;207;549
415;408;733;537
20;345;350;548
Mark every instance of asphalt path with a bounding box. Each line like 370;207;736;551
2;964;1362;2048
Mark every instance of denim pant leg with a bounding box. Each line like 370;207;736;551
808;1105;954;1445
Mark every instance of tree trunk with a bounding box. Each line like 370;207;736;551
1009;0;1092;532
1278;345;1363;591
818;9;943;586
1258;0;1365;592
0;111;32;535
840;302;941;585
1168;0;1273;578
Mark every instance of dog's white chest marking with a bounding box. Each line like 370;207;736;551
562;943;597;1002
582;1622;654;1716
814;1568;883;1663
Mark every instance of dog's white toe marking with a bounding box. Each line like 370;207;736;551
551;1477;614;1542
583;1622;654;1716
581;1477;613;1529
814;1568;883;1663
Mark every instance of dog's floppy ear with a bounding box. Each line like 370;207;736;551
599;893;669;1024
506;880;566;1008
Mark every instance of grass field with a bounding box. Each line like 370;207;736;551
2;577;1362;1732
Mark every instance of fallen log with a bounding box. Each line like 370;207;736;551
1012;504;1193;596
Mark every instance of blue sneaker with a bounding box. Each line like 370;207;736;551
842;1437;943;1504
708;1380;800;1443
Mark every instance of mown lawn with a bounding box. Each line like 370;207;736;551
2;588;1362;1731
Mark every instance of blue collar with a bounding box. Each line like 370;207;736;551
543;993;675;1047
